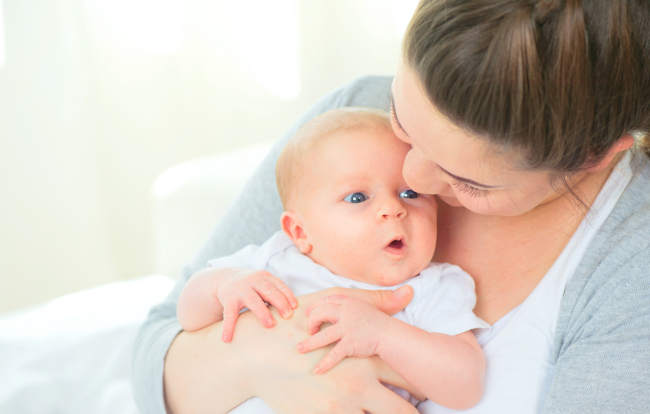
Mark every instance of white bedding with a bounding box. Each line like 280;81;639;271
0;276;175;414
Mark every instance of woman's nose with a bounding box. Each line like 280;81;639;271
376;196;407;221
402;148;449;195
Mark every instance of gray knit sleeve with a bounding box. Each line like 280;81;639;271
543;156;650;413
131;76;393;414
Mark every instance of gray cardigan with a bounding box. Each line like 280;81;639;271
132;76;650;413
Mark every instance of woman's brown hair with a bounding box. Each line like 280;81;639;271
404;0;650;173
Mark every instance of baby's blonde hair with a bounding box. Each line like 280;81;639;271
276;107;392;209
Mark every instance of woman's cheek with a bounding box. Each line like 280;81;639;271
460;193;525;217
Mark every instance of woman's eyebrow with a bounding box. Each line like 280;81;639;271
389;92;409;136
437;165;499;189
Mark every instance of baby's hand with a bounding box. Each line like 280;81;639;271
217;268;298;342
296;294;392;374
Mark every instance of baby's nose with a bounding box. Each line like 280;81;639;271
377;197;407;220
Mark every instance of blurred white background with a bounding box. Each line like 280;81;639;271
0;0;419;314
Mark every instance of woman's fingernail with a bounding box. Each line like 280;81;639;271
395;286;409;298
282;309;292;318
222;334;229;342
315;366;321;374
266;318;275;326
297;343;304;351
291;301;298;309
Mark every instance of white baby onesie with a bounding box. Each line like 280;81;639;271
207;231;489;413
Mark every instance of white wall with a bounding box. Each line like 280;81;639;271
0;0;419;314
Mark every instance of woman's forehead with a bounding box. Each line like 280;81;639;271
392;64;533;185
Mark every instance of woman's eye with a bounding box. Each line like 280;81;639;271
450;179;489;198
399;189;419;199
343;192;368;203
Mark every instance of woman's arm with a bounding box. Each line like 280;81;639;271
542;249;650;413
164;289;422;414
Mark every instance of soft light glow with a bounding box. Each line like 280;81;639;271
0;2;6;69
222;0;300;100
88;0;182;55
394;0;420;38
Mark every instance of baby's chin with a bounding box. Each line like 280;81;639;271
362;267;424;287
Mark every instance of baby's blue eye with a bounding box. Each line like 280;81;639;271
344;192;368;203
399;189;419;199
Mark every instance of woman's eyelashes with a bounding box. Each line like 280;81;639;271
343;192;368;203
388;98;407;135
390;109;407;135
450;178;490;198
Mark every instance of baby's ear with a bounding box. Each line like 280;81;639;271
281;211;312;254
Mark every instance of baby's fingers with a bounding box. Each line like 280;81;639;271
255;279;296;319
268;275;298;310
297;324;340;354
221;302;240;343
244;292;277;329
313;342;347;374
306;303;341;335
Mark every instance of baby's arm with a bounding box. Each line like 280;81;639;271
177;267;298;342
297;295;484;410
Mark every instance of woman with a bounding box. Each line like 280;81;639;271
134;1;650;413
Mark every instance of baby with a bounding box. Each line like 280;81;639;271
177;108;489;411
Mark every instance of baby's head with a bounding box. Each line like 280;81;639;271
276;108;438;286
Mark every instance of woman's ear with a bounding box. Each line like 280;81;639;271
281;211;312;254
586;134;635;172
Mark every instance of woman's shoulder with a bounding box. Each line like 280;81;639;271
548;173;650;411
557;151;650;351
323;75;393;111
587;151;650;264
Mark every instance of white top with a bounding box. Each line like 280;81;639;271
208;231;489;412
418;152;634;413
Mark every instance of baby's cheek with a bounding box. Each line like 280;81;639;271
415;213;438;255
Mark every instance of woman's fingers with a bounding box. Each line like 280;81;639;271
372;355;426;401
254;279;295;319
363;384;419;414
331;286;414;315
304;294;348;316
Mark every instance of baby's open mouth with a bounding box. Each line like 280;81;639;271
388;239;404;249
384;237;406;255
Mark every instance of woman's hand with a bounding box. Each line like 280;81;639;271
164;286;419;414
257;354;421;414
